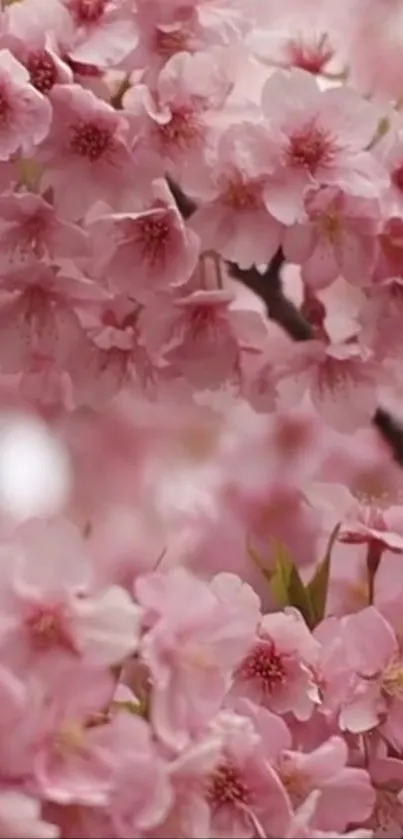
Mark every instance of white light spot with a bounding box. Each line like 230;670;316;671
0;415;71;519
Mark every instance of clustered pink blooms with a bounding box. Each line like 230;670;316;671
1;0;403;836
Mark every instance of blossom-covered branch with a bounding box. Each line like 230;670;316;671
0;0;401;837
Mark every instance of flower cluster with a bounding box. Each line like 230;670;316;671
1;0;403;836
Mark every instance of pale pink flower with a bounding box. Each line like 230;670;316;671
234;608;321;721
204;707;292;838
338;606;403;750
5;25;73;96
277;339;379;432
37;84;135;219
104;711;173;837
88;178;200;299
325;540;370;617
0;791;59;838
6;0;71;52
348;0;403;99
136;567;260;749
286;790;374;839
260;68;385;224
283;187;380;289
123;49;233;176
67;296;180;406
0;663;36;779
0;191;89;273
128;0;241;84
248;1;343;78
366;749;403;838
189;121;283;268
0;49;52;159
29;666;118;806
139;289;242;390
339;505;403;554
0;518;141;676
69;336;131;408
239;348;279;413
158;733;223;839
0;265;89;375
276;736;375;833
63;0;138;68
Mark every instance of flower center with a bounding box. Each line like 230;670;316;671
27;51;57;94
135;217;170;263
155;26;190;57
158;107;202;150
25;604;77;654
351;470;393;507
238;637;286;693
279;760;310;808
320;211;341;242
70;121;112;161
189;305;218;336
288;122;335;173
206;761;250;807
221;177;260;210
54;721;86;756
287;34;334;75
71;0;108;23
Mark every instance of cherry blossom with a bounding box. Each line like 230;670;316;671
0;0;402;836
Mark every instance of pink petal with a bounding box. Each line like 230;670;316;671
302;241;339;289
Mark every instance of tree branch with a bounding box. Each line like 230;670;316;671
372;407;403;466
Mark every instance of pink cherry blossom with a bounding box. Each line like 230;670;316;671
0;518;141;676
283;186;381;289
0;791;59;838
234;608;321;721
63;0;139;69
337;607;403;750
204;707;293;838
0;265;89;375
136;567;260;749
277;339;379;432
189;121;283;268
1;0;403;834
37;84;135;219
0;191;89;273
139;288;243;389
88;178;200;299
260;68;384;224
277;736;375;832
123;48;234;177
0;49;52;160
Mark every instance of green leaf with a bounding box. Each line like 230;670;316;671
269;541;292;607
269;542;314;627
306;523;341;626
248;531;340;630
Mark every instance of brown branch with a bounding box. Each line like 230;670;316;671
227;257;314;342
372;407;403;466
